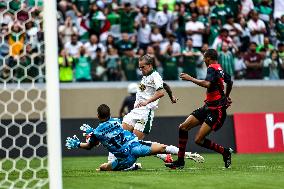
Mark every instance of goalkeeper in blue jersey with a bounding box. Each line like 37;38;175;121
65;104;204;171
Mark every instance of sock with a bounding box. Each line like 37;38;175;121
199;138;225;154
165;145;179;154
178;129;188;162
156;154;167;161
108;152;116;162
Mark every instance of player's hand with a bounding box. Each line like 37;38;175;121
65;135;81;149
170;96;178;103
135;101;148;108
180;73;192;81
80;124;94;135
225;97;232;108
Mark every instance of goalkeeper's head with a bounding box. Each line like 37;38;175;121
97;104;111;121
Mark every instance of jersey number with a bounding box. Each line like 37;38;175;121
109;133;126;149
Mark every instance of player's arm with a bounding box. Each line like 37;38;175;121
224;72;233;97
163;82;178;103
180;73;211;88
135;89;164;108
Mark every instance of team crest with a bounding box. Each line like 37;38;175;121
139;83;146;91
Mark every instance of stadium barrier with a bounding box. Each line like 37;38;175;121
234;112;284;153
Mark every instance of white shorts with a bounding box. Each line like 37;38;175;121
122;106;154;134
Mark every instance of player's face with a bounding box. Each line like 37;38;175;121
139;60;152;76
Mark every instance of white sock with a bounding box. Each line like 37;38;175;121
108;152;116;162
165;145;179;155
123;163;142;171
156;154;167;161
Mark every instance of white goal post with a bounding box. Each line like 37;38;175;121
0;0;62;188
43;0;63;188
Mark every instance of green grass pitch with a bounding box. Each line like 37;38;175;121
62;153;284;189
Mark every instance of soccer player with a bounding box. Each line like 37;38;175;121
118;54;203;163
165;49;233;169
65;104;203;171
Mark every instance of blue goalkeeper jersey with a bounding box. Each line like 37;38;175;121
93;118;138;157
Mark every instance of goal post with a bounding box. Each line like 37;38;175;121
0;0;62;188
43;0;63;188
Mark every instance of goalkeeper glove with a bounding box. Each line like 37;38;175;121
65;135;81;149
80;123;94;135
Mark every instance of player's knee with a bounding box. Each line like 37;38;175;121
179;123;188;131
194;136;203;145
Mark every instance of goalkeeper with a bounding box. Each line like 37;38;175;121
66;104;204;171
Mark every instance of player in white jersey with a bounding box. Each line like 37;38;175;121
123;54;171;138
116;54;204;164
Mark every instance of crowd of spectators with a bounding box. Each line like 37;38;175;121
1;0;284;83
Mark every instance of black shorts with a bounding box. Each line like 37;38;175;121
191;105;227;131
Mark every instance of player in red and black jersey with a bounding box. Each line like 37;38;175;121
165;49;233;169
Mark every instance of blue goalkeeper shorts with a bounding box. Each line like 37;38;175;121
111;141;152;171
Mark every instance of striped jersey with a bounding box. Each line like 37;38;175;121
204;63;232;109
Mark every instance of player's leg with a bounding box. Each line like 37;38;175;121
165;107;206;169
195;108;233;168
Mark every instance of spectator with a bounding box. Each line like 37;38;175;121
59;16;78;44
181;38;202;78
160;33;181;56
196;43;208;79
105;47;121;81
58;49;74;82
263;50;283;80
154;3;173;36
116;33;135;55
75;46;92;81
118;2;138;34
247;10;266;45
256;36;274;57
150;26;163;48
241;0;254;17
212;0;232;25
8;22;25;57
212;28;238;52
185;12;205;50
234;51;246;79
91;48;107;81
218;43;235;78
224;0;241;19
275;15;284;44
64;34;83;57
223;15;243;48
84;34;106;60
137;16;151;50
120;50;139;81
160;45;179;80
277;43;284;78
196;0;209;15
244;42;264;79
105;34;116;49
207;13;221;47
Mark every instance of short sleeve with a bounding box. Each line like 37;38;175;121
205;67;216;82
153;72;164;91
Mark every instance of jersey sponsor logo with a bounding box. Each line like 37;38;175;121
139;83;146;91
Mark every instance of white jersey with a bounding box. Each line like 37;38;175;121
135;71;163;110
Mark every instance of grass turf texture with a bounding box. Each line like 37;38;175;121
1;153;283;188
62;153;284;189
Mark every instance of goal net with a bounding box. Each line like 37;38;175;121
0;0;62;188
